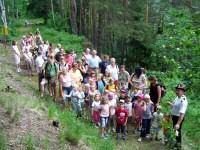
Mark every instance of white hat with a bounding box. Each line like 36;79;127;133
119;99;125;103
144;94;150;99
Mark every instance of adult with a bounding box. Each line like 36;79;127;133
118;65;130;89
11;40;21;72
168;84;188;149
129;67;147;92
83;48;92;64
54;43;61;55
55;48;65;63
105;58;119;86
44;54;58;99
88;50;101;71
69;63;83;86
59;68;73;107
99;55;110;75
35;51;45;92
148;76;162;112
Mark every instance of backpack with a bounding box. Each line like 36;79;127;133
160;84;166;98
45;62;57;78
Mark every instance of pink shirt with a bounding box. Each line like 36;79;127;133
99;104;110;117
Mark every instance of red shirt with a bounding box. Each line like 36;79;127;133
115;107;128;125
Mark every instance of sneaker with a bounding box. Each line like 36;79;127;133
122;136;126;141
137;138;142;142
146;135;151;139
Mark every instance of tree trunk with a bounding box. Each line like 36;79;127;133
70;0;78;34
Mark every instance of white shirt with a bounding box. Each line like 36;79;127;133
92;101;100;110
35;55;44;73
171;95;188;116
109;99;117;115
54;47;60;54
125;102;132;117
12;45;20;56
88;55;101;68
60;74;73;88
106;64;119;81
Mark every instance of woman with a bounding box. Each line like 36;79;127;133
59;68;73;108
168;84;188;149
129;67;147;93
148;76;162;112
11;40;21;72
69;63;83;86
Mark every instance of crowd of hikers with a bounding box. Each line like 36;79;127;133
11;30;188;150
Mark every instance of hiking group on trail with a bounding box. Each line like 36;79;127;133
11;30;188;150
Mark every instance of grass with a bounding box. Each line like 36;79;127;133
0;128;7;150
23;132;35;150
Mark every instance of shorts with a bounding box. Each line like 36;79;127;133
47;76;57;86
100;117;109;128
63;86;72;103
41;78;48;85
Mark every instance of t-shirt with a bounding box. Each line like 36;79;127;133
60;74;73;87
99;104;110;117
151;112;163;128
106;65;119;81
171;95;188;116
12;45;20;56
69;69;83;85
125;102;132;117
118;71;130;85
35;55;44;73
109;99;117;116
142;103;154;119
115;107;128;125
88;55;101;68
92;101;100;111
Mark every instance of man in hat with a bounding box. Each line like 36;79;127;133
168;83;188;149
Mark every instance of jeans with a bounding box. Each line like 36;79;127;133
141;119;151;138
63;86;72;103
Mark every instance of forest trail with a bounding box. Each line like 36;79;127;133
0;46;90;150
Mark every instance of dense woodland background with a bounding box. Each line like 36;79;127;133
0;0;200;149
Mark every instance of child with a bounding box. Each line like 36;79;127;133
76;86;85;118
151;105;164;141
96;74;106;94
91;94;101;127
105;78;117;93
138;94;154;142
99;97;110;139
133;94;144;133
108;92;117;133
124;96;133;133
115;99;128;141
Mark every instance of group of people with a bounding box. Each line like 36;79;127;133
11;30;188;150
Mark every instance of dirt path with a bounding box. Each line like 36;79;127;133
0;46;90;150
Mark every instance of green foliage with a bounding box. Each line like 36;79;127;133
23;132;35;150
0;129;7;150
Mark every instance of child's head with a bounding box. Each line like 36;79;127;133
136;94;144;102
94;94;100;101
127;96;131;103
144;94;151;103
119;99;125;107
109;78;114;85
156;105;162;113
108;92;114;101
97;74;103;81
101;97;108;105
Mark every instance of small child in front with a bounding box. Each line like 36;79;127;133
151;105;164;141
115;99;128;141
